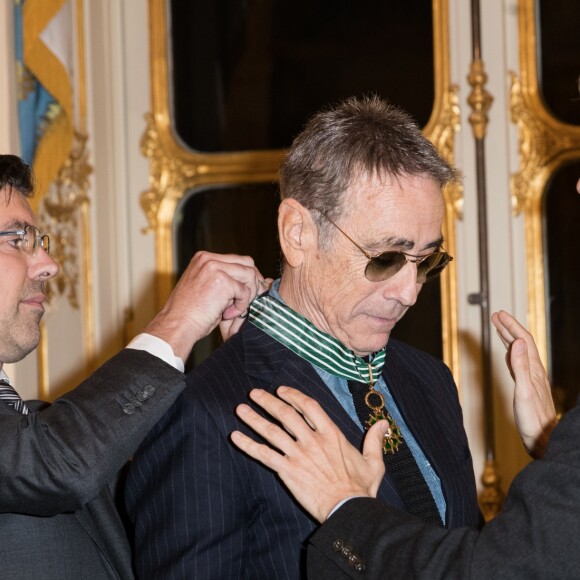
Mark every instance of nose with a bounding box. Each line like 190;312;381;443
576;177;580;194
383;261;421;307
28;247;60;281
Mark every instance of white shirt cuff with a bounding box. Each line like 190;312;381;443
327;496;364;519
126;333;185;372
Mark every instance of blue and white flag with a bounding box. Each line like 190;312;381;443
14;0;74;208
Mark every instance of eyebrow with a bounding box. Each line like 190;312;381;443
0;220;31;231
365;235;445;253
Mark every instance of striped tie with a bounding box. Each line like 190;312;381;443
0;379;29;415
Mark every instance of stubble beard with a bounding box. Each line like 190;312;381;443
0;308;43;364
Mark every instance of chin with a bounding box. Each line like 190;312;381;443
352;334;391;356
2;334;41;364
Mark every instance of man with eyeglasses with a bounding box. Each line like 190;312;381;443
0;154;267;579
126;96;484;578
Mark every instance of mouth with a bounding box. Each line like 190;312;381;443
366;307;409;327
366;314;399;329
20;294;46;311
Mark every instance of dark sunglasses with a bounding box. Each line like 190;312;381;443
321;214;453;283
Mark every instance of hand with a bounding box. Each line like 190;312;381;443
219;277;273;341
491;310;557;458
231;386;387;523
144;252;268;360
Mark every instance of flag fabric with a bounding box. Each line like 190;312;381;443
15;0;74;210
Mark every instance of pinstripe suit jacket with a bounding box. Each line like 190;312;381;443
126;323;481;579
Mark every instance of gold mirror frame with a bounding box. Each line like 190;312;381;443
142;0;462;379
511;0;580;366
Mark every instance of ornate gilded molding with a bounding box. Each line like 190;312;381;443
467;59;494;140
510;0;580;368
509;72;580;216
39;131;91;309
429;84;463;221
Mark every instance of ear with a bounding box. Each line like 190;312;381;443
278;199;318;268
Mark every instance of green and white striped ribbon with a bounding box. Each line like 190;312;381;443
248;295;385;384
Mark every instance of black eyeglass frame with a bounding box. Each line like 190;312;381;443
320;213;452;283
0;225;50;255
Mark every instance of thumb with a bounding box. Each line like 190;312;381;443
363;420;389;463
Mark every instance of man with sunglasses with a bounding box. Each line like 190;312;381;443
127;96;482;578
232;310;563;579
0;154;267;579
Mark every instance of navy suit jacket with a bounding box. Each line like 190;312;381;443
126;323;481;579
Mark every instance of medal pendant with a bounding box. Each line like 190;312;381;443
361;364;402;454
366;410;403;454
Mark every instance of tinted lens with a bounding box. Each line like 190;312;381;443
364;252;407;281
417;252;452;283
364;251;452;283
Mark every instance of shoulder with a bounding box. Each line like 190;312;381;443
180;324;265;414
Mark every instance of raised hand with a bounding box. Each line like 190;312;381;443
491;310;557;458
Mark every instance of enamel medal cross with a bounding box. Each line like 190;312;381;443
363;364;402;454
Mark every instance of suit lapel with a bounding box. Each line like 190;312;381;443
242;323;363;445
241;323;405;508
382;344;456;503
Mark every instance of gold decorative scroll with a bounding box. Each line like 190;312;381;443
35;0;94;399
510;0;580;367
144;0;462;381
40;131;91;309
37;130;92;400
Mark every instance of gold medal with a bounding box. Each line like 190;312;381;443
363;387;402;454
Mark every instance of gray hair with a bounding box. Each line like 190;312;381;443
279;95;457;230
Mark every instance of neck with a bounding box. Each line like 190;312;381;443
278;275;374;357
278;274;338;343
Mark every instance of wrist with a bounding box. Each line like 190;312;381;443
144;315;200;361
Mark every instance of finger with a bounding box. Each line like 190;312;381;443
221;280;253;319
275;386;335;433
510;339;532;390
219;317;244;342
491;313;518;347
362;421;388;462
230;430;288;472
496;310;532;342
494;327;511;350
248;389;318;441
235;402;300;453
361;421;387;490
189;251;256;269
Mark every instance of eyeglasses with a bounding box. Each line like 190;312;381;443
321;214;452;283
0;225;50;255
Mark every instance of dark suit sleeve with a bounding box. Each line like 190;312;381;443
308;403;580;579
0;348;184;516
